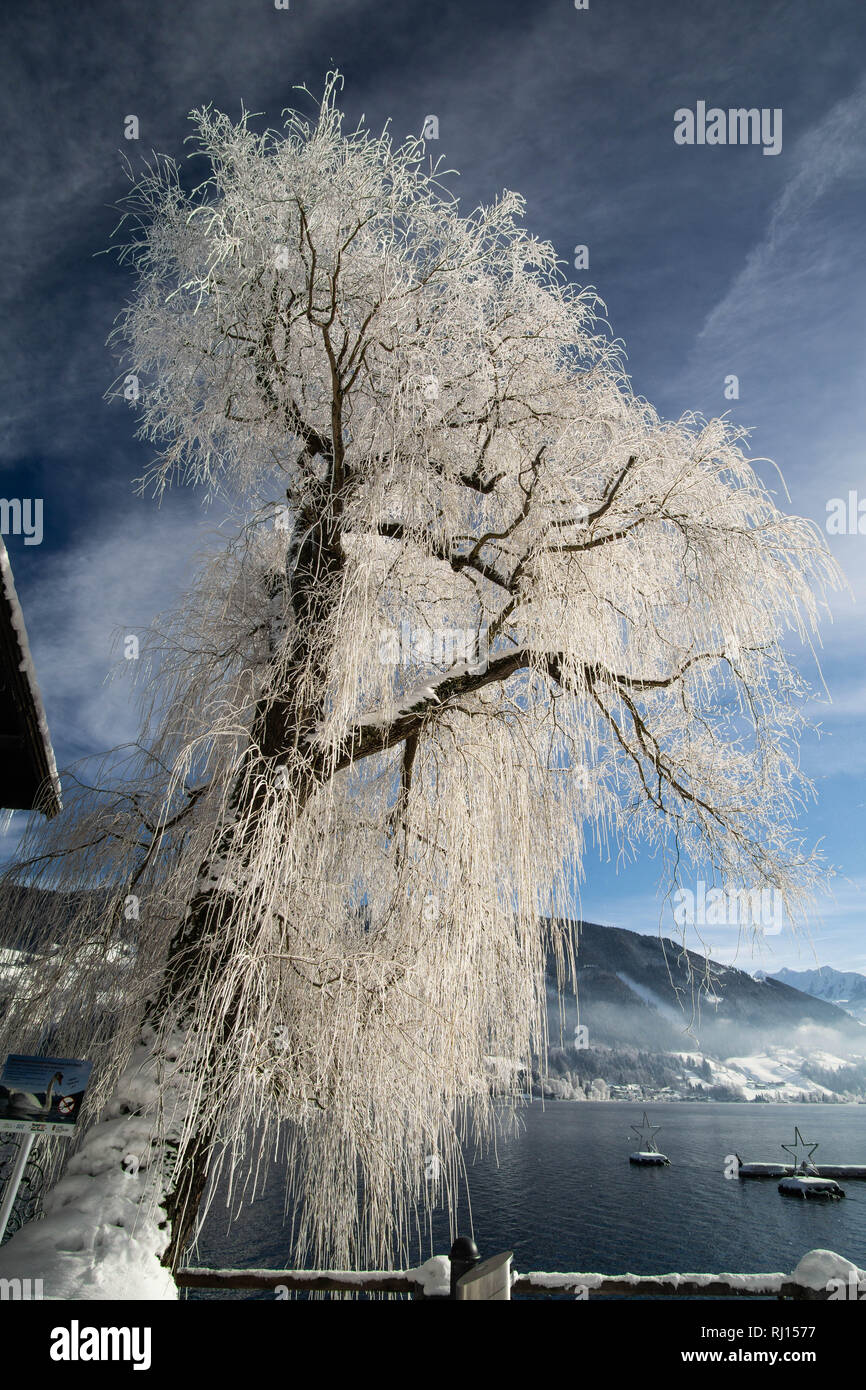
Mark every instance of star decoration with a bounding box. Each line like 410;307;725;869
780;1126;819;1167
630;1111;662;1151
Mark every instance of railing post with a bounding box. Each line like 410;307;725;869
449;1236;481;1299
456;1252;513;1300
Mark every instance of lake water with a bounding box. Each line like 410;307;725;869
189;1102;866;1298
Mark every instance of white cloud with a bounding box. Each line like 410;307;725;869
12;500;211;765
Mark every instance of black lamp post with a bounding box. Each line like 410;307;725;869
449;1236;481;1298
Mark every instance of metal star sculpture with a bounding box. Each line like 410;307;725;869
630;1111;662;1152
781;1126;819;1168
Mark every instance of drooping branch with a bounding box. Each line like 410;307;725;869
584;453;636;527
388;731;420;845
312;646;744;795
373;520;514;595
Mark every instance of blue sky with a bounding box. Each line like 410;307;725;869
2;0;865;973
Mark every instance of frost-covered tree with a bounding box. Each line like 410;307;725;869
0;73;842;1275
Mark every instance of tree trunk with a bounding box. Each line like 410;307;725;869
154;507;341;1271
161;1127;215;1272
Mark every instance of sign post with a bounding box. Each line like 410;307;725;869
456;1250;513;1300
0;1131;35;1245
0;1054;92;1244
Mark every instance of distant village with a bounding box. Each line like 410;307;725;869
533;1076;860;1103
532;1045;866;1104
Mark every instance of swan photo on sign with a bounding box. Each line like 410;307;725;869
0;1055;92;1135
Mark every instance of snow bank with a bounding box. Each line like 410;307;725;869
408;1255;450;1297
0;1038;177;1300
791;1250;865;1290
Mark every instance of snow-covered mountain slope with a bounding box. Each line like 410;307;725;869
766;966;866;1023
673;1046;852;1102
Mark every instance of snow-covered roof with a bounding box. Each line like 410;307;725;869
0;536;61;817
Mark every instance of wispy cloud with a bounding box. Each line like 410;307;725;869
695;75;866;355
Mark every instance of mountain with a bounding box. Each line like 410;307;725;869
536;921;866;1102
546;920;866;1054
766;967;866;1023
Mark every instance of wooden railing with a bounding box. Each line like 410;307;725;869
174;1253;847;1300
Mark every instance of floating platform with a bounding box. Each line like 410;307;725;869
739;1163;789;1178
629;1150;670;1166
739;1163;866;1180
778;1175;845;1200
803;1165;866;1180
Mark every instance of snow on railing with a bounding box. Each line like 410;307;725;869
175;1256;450;1297
175;1249;864;1300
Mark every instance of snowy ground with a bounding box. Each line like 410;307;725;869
673;1046;851;1101
0;1037;177;1299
